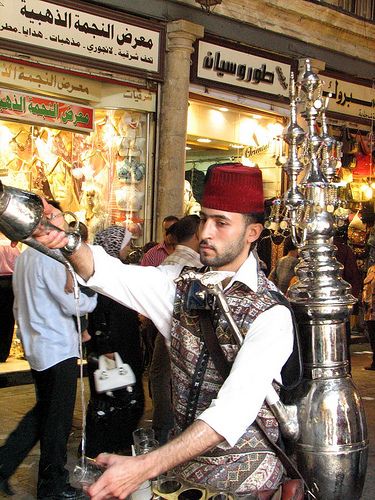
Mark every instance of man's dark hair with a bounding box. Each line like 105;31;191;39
166;215;200;244
243;212;265;226
47;199;62;210
143;241;158;253
163;215;179;224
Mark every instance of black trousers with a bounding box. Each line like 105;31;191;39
0;276;15;362
0;357;78;498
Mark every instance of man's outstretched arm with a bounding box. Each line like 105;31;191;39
88;420;224;500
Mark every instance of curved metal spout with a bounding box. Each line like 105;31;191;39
0;182;81;263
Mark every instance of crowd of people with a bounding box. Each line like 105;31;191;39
0;162;375;499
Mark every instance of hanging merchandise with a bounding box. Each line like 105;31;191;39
348;211;368;246
116;159;145;183
115;185;145;212
352;152;373;178
339;126;356;168
352;131;374;178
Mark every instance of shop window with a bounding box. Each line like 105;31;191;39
0;109;152;242
185;99;286;215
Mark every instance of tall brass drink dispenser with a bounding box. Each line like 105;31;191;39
279;60;368;499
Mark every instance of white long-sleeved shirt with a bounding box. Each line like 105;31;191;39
83;247;293;446
13;248;97;371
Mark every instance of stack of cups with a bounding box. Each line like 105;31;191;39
131;428;159;500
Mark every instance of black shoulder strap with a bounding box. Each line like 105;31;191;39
199;310;232;379
267;290;303;391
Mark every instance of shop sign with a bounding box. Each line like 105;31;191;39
0;88;94;132
321;74;375;122
193;40;291;99
99;84;156;113
0;0;162;77
0;61;102;102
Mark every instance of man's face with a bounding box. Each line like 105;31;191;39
162;220;177;244
199;208;262;271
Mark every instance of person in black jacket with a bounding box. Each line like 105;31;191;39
84;225;145;457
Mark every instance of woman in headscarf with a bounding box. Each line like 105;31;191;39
84;225;145;457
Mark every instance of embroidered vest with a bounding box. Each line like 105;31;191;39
169;267;285;494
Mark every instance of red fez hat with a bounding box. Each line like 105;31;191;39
202;163;264;214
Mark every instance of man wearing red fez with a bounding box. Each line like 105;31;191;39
31;163;294;499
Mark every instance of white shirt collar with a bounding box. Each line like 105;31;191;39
224;252;259;293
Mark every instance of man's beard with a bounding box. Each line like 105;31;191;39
199;228;247;268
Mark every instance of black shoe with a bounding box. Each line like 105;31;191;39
0;477;15;496
365;365;375;371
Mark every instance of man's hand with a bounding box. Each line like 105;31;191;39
88;454;150;500
27;198;95;281
31;198;69;248
87;420;224;499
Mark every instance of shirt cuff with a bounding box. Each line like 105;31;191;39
197;405;240;448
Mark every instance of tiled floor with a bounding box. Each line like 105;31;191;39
0;356;30;374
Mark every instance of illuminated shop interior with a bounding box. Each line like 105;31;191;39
184;98;286;213
0;108;153;242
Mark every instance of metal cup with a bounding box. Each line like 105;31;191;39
156;474;182;495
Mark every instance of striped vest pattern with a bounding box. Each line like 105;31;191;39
169;268;285;495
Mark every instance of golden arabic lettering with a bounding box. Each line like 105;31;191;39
61;108;90;125
202;51;275;84
0;64;90;95
122;89;153;102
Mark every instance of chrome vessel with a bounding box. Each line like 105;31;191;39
0;180;80;267
277;60;368;499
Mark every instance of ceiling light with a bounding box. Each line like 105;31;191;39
197;138;212;143
185;146;192;150
218;107;229;112
195;0;222;14
252;114;262;119
230;144;244;149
